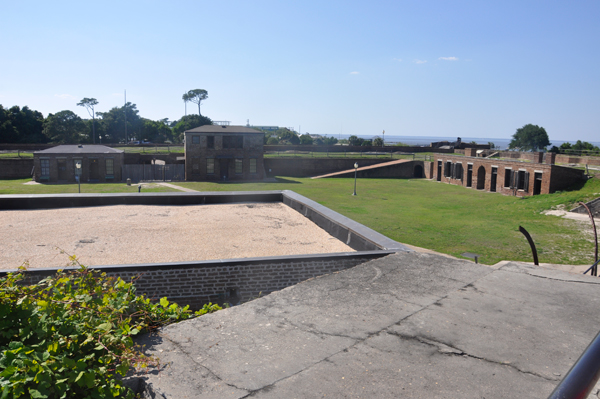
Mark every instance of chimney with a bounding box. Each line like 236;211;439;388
534;152;543;163
545;152;556;165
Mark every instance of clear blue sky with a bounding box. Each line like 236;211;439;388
1;0;598;142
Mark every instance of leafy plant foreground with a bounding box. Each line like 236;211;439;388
0;260;222;398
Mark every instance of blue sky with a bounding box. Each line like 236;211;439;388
1;0;599;142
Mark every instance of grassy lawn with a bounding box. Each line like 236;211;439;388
0;179;176;195
0;152;34;158
1;175;598;266
112;146;183;154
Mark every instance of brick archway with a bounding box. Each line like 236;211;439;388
414;164;423;178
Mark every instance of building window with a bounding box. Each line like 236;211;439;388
504;168;512;188
235;158;243;174
41;159;50;177
192;135;200;144
453;163;463;180
516;170;529;191
207;136;214;149
206;158;215;174
249;158;257;174
106;159;114;175
223;135;243;149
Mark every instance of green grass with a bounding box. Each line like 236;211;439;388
0;178;176;195
0;152;34;158
2;176;599;266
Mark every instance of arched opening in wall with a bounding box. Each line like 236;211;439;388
476;166;486;190
414;164;423;178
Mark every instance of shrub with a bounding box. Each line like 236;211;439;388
0;260;222;398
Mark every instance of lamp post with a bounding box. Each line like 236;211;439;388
353;162;358;196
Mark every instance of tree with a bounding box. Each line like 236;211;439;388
508;124;551;152
299;134;313;145
348;135;364;146
0;105;45;143
322;136;338;145
266;136;279;145
97;102;142;143
173;114;212;142
372;136;383;146
77;98;98;144
182;89;208;116
43;110;86;144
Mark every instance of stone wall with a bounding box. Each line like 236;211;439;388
0;159;34;178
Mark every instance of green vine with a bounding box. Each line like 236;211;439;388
0;259;222;398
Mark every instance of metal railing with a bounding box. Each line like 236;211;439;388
548;329;600;399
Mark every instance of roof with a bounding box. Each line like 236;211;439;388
184;125;263;134
35;145;124;154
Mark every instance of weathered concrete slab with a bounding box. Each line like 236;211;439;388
134;252;600;398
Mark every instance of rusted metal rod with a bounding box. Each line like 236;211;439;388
519;226;539;266
579;202;598;276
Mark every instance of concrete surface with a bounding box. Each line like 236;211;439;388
134;252;600;398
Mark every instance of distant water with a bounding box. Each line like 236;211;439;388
331;135;600;151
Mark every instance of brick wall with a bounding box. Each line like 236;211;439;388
0;159;34;178
11;253;387;310
430;154;585;196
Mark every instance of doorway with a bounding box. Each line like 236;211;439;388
466;164;473;187
476;166;486;190
490;167;497;192
414;164;423;178
220;159;229;180
57;159;67;181
534;173;542;195
437;161;442;181
89;158;99;181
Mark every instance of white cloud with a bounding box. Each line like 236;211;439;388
54;94;75;100
393;58;402;62
413;59;427;64
438;56;458;61
349;71;359;75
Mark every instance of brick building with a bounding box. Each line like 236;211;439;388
427;149;585;196
184;125;265;181
33;145;124;183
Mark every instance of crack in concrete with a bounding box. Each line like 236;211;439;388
389;331;558;382
156;332;250;394
522;272;600;285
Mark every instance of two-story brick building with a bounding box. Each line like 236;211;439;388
427;149;585;196
33;145;124;183
184;125;265;181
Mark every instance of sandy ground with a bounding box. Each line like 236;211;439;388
1;203;354;270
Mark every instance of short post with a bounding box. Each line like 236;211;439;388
138;184;141;193
75;160;82;193
353;162;358;196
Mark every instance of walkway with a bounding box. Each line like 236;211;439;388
311;159;413;179
133;252;600;398
156;182;197;192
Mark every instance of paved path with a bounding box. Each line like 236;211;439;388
156;182;198;192
133;252;600;398
311;159;412;179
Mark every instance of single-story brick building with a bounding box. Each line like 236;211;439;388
426;150;585;196
33;145;124;183
184;125;265;181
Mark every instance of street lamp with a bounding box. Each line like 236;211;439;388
353;162;358;196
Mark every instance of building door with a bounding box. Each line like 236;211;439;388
476;166;486;190
437;161;442;181
534;173;542;195
220;159;229;180
89;158;100;181
57;159;68;181
490;167;497;192
466;165;473;187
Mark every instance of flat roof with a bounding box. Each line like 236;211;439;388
185;125;263;134
35;145;123;154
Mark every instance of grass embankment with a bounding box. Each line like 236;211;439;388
112;146;184;154
1;176;598;266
